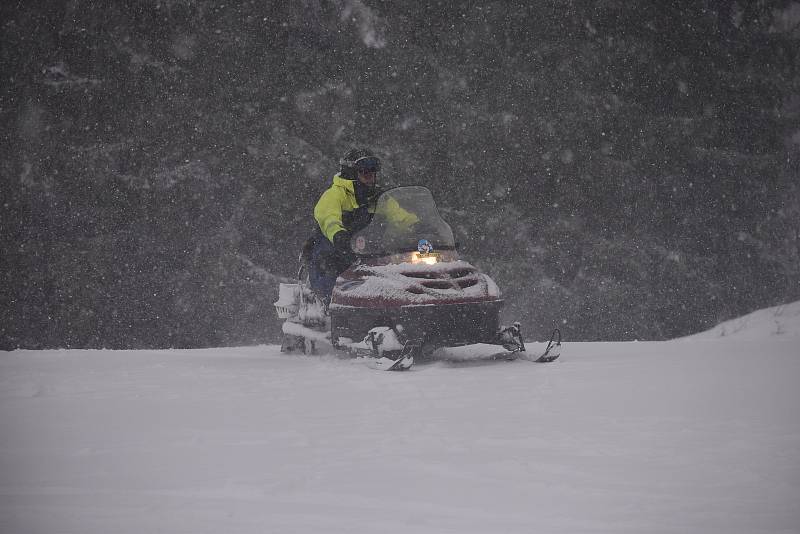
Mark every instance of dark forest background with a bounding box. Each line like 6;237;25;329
2;1;799;349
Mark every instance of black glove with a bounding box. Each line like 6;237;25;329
332;230;352;253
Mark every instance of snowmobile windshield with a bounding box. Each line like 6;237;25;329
351;186;456;256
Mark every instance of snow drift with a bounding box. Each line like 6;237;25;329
683;300;800;340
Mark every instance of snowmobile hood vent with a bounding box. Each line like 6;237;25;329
400;266;481;292
401;267;476;280
333;260;500;307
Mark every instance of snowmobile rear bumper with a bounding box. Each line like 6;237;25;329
330;300;503;347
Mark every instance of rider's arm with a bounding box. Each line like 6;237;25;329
314;188;347;243
382;196;419;231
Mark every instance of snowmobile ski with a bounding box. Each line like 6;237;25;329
361;331;418;371
519;328;562;363
364;352;414;371
477;328;562;363
536;328;562;362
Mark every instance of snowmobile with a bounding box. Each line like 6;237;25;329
273;186;561;371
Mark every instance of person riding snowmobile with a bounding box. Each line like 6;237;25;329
306;148;418;305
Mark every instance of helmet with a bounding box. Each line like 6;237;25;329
339;148;381;179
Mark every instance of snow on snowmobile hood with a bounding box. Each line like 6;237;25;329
333;259;500;307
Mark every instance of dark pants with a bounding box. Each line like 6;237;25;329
307;233;353;305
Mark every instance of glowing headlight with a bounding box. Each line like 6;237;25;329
412;252;439;265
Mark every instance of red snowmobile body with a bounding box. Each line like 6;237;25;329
328;186;504;350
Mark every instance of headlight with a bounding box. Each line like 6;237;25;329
412;252;439;265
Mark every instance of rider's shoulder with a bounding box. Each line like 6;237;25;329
320;175;352;198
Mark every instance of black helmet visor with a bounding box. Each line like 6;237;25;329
353;156;381;173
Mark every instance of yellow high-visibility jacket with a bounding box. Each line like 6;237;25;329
314;175;418;243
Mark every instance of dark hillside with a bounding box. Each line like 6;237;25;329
2;1;798;348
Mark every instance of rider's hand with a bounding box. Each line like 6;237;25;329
333;230;352;252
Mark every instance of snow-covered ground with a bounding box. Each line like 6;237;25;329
683;299;800;340
2;304;799;534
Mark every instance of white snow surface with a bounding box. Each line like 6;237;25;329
2;305;800;533
682;300;800;340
